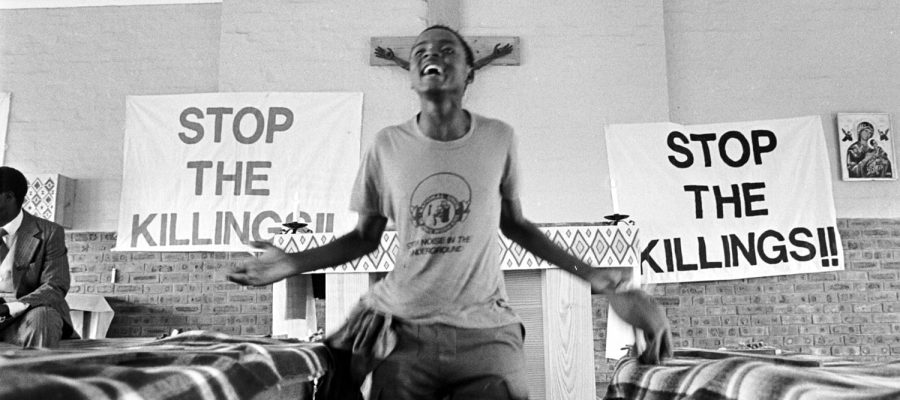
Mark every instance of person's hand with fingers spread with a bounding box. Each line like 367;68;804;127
374;46;410;71
473;43;514;71
227;241;299;286
582;267;672;364
608;289;673;364
499;196;673;365
227;215;386;288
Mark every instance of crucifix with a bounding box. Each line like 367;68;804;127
369;0;520;70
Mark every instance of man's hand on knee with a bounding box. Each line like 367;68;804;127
5;301;28;318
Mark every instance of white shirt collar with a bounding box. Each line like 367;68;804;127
2;209;23;238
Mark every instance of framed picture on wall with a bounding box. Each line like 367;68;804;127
837;113;896;181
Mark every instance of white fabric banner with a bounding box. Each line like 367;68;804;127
116;92;362;252
0;92;9;165
607;116;843;284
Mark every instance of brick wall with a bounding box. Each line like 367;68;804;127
66;218;898;397
591;218;900;397
66;232;271;338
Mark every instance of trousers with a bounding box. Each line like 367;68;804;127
368;321;528;400
0;306;64;348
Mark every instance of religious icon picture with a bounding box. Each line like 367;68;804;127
837;113;895;181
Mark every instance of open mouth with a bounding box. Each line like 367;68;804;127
422;65;443;76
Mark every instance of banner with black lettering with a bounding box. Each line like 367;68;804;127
115;92;362;252
607;116;842;283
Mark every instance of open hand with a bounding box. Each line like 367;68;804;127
492;43;513;57
374;46;396;61
608;289;673;364
227;241;297;286
374;46;410;70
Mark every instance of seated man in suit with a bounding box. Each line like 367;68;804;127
0;166;73;347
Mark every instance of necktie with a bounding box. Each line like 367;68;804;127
0;229;7;265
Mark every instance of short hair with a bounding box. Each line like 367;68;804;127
421;25;475;82
0;166;28;208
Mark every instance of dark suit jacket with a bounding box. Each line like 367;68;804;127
10;212;73;337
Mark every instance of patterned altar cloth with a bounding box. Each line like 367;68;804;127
0;330;331;400
604;356;900;400
276;223;640;273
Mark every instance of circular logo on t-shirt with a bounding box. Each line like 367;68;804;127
409;173;471;234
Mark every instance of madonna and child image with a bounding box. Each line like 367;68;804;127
837;113;895;181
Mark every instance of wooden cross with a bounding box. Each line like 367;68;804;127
369;0;520;70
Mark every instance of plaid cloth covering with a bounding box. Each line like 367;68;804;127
604;356;900;400
0;330;331;400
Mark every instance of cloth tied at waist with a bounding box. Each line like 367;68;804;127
317;302;398;400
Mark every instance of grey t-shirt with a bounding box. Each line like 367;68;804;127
350;112;521;328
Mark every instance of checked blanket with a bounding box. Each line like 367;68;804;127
604;356;900;400
0;330;331;400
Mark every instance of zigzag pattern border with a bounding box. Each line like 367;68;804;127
274;223;639;274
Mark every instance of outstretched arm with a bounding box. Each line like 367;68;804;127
374;46;410;71
500;197;622;292
473;43;513;71
499;197;673;364
228;213;388;286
